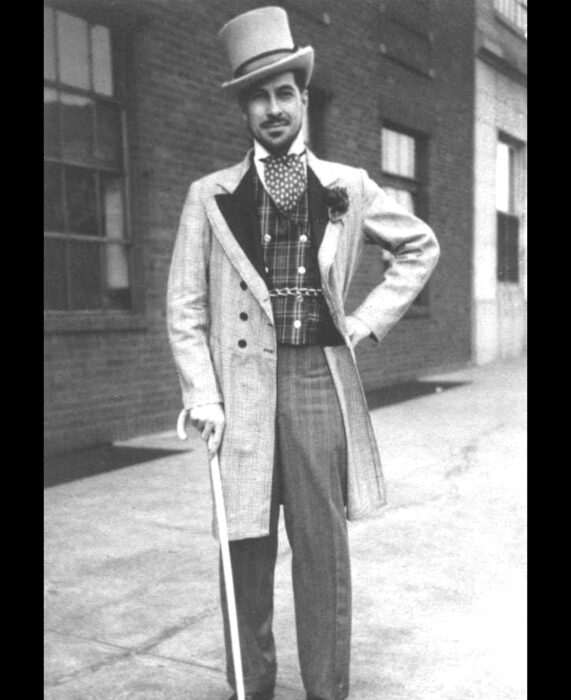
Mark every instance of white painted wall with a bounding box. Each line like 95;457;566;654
473;61;527;364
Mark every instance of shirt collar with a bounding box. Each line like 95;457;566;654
253;129;307;163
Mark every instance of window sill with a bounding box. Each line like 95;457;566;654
44;312;148;334
493;11;527;41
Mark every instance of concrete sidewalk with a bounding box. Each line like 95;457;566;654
44;357;527;700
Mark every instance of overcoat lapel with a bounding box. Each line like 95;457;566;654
214;162;265;279
307;166;329;253
306;152;347;282
204;154;273;320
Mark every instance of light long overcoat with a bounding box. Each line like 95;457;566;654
167;149;440;540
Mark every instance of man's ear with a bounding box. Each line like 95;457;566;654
301;88;309;108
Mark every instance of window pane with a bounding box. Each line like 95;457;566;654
382;129;398;174
91;25;114;96
44;238;68;310
105;243;131;309
382;128;416;178
69;240;101;309
96;103;122;167
384;187;415;214
44;162;64;231
401;134;415;178
497;213;520;283
44;87;59;157
65;166;98;235
102;175;125;239
57;11;90;90
44;7;56;80
496;141;512;213
61;92;94;162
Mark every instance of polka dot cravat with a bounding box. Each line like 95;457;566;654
263;153;307;212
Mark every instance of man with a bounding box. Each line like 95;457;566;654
167;7;440;700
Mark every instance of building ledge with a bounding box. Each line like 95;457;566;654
477;44;527;86
44;312;148;334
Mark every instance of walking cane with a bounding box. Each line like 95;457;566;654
177;409;246;700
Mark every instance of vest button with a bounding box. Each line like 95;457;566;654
239;312;248;321
298;266;306;275
238;339;247;348
240;281;247;290
264;234;271;243
293;320;302;329
299;234;308;243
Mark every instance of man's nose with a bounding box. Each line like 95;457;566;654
266;95;282;116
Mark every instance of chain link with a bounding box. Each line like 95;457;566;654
269;286;323;298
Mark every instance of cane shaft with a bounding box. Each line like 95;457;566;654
210;454;245;700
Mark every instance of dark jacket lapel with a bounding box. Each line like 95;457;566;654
307;166;329;252
214;163;264;278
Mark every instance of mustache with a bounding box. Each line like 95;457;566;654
261;118;290;128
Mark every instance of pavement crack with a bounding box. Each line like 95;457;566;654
45;606;220;688
47;647;135;688
444;420;507;479
135;605;219;653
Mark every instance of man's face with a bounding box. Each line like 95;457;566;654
240;71;308;155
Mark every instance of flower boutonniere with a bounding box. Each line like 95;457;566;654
325;185;350;222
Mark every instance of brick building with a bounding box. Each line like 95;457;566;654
44;0;477;455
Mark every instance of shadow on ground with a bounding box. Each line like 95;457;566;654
365;380;469;411
44;381;469;488
44;445;182;488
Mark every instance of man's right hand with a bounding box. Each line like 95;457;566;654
188;403;226;458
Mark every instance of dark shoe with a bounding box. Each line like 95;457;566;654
227;687;275;700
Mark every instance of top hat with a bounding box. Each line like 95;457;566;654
218;6;314;94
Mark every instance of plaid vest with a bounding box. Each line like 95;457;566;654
253;167;343;346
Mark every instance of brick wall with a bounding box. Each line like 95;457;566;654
44;0;475;453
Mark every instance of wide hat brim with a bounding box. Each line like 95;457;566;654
221;46;314;94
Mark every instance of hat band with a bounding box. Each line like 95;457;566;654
234;46;298;78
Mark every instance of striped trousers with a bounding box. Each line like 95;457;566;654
221;344;352;700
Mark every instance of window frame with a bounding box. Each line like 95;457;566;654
44;3;144;332
493;0;528;39
495;132;524;286
379;122;431;317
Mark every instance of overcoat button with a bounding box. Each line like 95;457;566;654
240;281;247;290
238;339;247;348
240;312;248;321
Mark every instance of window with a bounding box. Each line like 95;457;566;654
378;0;434;78
494;0;528;37
380;126;429;309
496;138;520;283
44;5;132;313
302;85;329;157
